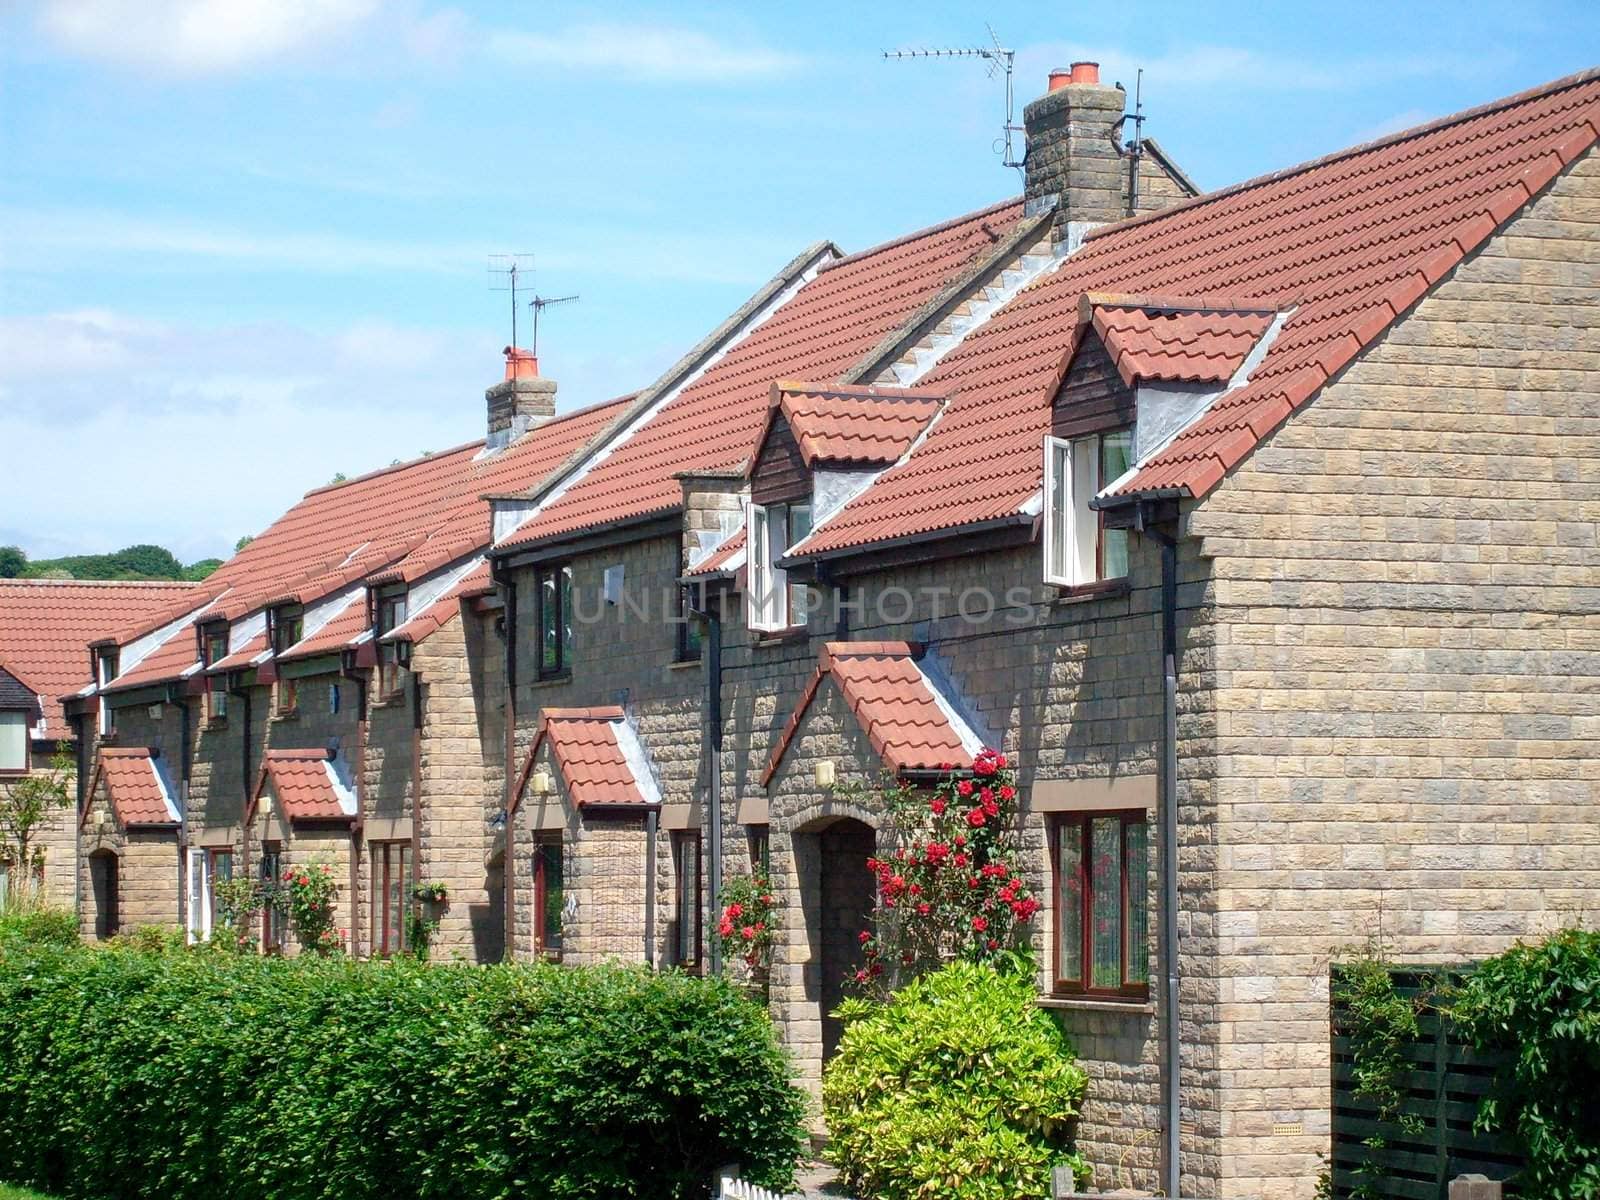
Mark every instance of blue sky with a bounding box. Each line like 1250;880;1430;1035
2;0;1596;563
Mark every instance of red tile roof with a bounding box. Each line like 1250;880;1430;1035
206;629;268;675
253;748;355;823
769;381;947;467
385;560;492;645
514;707;660;810
86;747;179;828
762;642;981;785
277;593;369;663
0;580;200;737
498;199;1029;549
684;528;746;579
797;69;1600;555
1087;294;1278;387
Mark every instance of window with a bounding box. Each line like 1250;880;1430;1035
675;585;703;662
376;591;409;696
273;607;304;714
371;841;412;957
202;626;229;722
260;844;285;954
96;649;118;735
672;831;702;971
1043;429;1133;587
0;710;27;773
748;825;770;877
534;835;563;959
747;501;812;632
535;564;574;679
186;847;232;943
1050;812;1150;997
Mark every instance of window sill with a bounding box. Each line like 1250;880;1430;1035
271;710;300;724
202;718;228;731
1037;994;1154;1015
666;658;703;671
0;769;30;780
530;673;572;690
752;627;807;648
1047;578;1130;607
371;692;408;710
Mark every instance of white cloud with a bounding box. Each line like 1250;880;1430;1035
36;0;381;74
486;21;804;83
1349;108;1436;145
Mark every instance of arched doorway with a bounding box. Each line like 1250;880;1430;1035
788;815;876;1089
88;850;119;939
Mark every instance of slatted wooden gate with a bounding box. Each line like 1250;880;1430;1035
1329;967;1520;1199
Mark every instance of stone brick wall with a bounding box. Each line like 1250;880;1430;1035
1;743;77;906
1183;147;1600;1198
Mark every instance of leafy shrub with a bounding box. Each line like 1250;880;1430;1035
1452;928;1600;1199
0;903;78;949
0;943;805;1199
823;961;1089;1199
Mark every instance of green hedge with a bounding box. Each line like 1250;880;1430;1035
0;938;806;1200
823;961;1089;1200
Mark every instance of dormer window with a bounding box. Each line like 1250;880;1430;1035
748;501;811;632
96;648;119;735
201;624;229;722
375;589;409;696
1043;429;1132;587
271;606;304;714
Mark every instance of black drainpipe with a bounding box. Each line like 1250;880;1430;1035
705;590;724;977
171;684;192;931
71;712;88;922
492;557;518;962
1144;509;1182;1199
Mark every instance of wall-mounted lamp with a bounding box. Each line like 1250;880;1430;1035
258;793;273;821
146;703;163;720
814;759;836;789
530;768;553;796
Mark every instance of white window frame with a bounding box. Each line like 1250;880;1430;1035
187;847;210;943
1043;432;1132;588
746;501;785;632
0;710;27;773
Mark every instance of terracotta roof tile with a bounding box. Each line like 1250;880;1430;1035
762;642;982;785
87;747;179;828
684;528;746;578
0;580;200;738
1087;296;1277;387
798;70;1600;554
515;707;660;809
498;199;1028;549
771;381;947;467
253;748;356;823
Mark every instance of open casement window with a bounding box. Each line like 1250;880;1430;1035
674;585;703;663
1050;812;1150;998
272;607;304;714
1043;430;1134;588
371;841;412;957
746;501;812;633
672;830;702;972
186;848;233;943
376;590;409;696
0;710;27;773
202;626;230;721
535;565;574;679
260;844;286;954
96;649;118;736
533;834;563;960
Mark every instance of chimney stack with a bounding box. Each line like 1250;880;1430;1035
485;346;557;449
1024;61;1128;251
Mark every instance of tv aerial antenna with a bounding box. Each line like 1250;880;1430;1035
487;254;535;348
883;24;1023;176
528;293;579;359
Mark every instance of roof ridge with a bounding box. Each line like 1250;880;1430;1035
820;195;1023;273
301;437;484;499
1084;66;1600;246
0;578;201;588
1084;291;1282;314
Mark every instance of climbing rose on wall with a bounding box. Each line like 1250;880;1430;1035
283;858;343;955
852;749;1037;998
711;869;778;991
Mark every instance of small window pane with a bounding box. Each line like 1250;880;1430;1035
540;573;559;672
559;567;574;667
1056;821;1083;984
1047;440;1072;581
538;840;563;953
0;711;26;771
1090;817;1123;988
1100;431;1134;578
675;835;700;965
1124;821;1150;985
1071;438;1099;585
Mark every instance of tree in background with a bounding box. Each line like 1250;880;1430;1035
0;547;25;578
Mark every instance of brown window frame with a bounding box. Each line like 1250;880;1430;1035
534;564;574;680
207;847;234;936
272;607;304;714
533;833;564;961
1048;810;1150;1000
201;624;230;723
671;830;703;973
259;842;285;954
747;825;770;877
674;584;703;663
371;840;412;957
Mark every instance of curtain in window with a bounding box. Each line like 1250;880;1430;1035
540;572;559;673
1055;820;1083;983
1090;816;1123;988
1124;821;1150;984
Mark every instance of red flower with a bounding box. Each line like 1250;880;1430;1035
995;753;1007;768
986;938;999;950
854;969;868;984
966;807;986;828
719;918;734;937
869;962;884;977
902;952;915;964
980;787;994;803
916;902;931;916
953;835;966;848
953;852;970;869
859;930;871;944
925;842;949;864
727;902;743;919
761;894;774;905
999;785;1015;801
929;798;947;816
956;780;974;797
983;797;999;817
741;925;755;939
972;916;988;932
753;921;765;933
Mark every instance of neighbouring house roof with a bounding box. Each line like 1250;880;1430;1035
792;69;1600;557
762;642;985;786
206;630;269;675
251;748;357;823
495;198;1031;551
766;381;947;468
515;707;662;810
85;747;180;829
684;528;746;579
1086;294;1279;387
0;580;200;738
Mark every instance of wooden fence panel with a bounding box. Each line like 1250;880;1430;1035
1329;967;1521;1199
